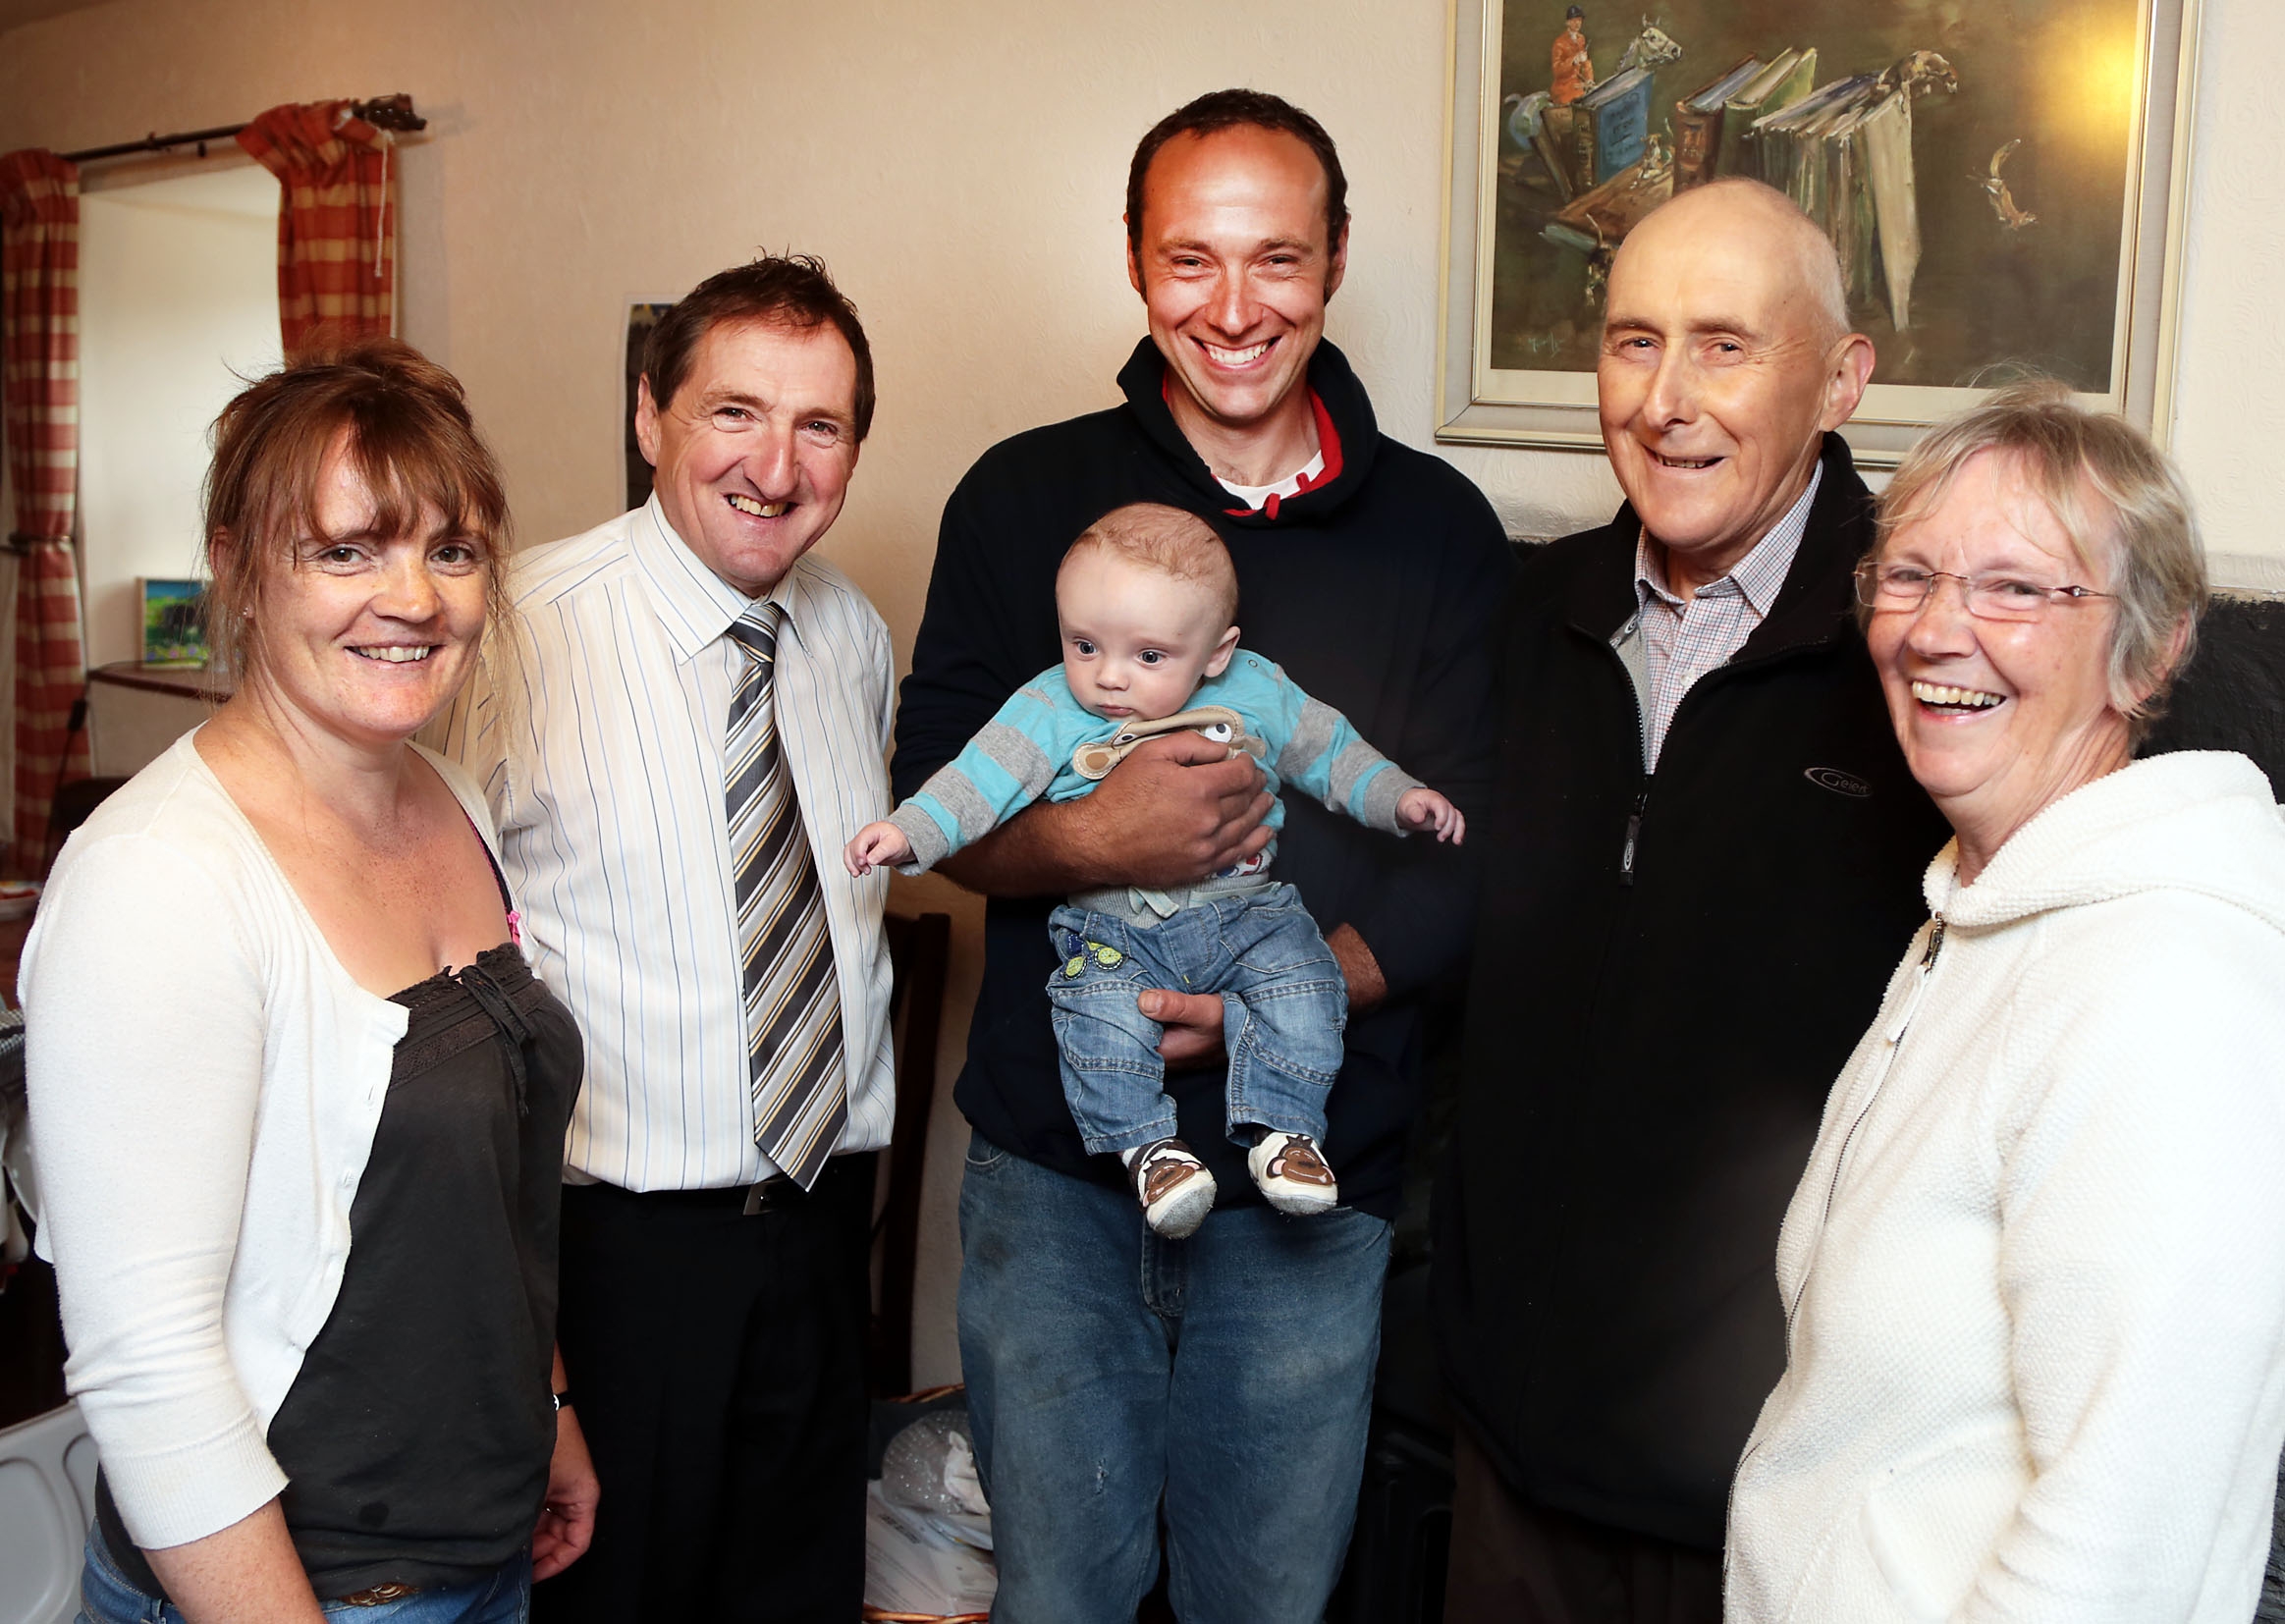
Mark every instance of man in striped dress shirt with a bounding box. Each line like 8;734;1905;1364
441;256;896;1623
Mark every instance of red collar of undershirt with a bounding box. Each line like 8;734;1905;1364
1157;376;1343;519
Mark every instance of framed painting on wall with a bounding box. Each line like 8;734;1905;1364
1437;0;2203;462
625;299;678;514
138;578;208;669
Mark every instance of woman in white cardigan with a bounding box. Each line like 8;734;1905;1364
26;341;592;1623
1725;381;2285;1623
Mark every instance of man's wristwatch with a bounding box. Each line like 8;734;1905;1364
551;1389;574;1415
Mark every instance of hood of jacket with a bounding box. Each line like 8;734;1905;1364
1930;749;2285;937
1114;335;1383;528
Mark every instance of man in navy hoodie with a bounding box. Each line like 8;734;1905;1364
893;89;1511;1623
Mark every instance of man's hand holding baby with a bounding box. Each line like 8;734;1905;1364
1074;732;1275;886
850;734;1271;885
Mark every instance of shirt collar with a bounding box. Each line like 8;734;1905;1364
1633;461;1823;618
629;494;808;662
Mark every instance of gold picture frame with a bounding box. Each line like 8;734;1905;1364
1437;0;2203;463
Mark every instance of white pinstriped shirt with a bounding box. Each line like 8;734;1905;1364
438;498;896;1191
1619;464;1822;769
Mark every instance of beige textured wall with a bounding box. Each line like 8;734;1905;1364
5;1;2271;603
4;0;2277;1381
0;0;1626;674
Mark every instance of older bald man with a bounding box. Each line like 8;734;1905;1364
1431;180;1951;1622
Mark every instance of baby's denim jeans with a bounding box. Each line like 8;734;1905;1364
1044;882;1347;1157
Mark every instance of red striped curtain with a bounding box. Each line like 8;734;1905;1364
0;149;91;863
237;102;397;354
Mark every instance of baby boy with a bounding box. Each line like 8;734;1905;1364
847;503;1461;1238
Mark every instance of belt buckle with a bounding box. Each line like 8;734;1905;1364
742;1175;796;1216
337;1582;418;1606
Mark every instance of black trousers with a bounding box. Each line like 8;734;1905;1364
533;1154;875;1624
1442;1426;1721;1624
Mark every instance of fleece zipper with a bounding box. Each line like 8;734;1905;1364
1601;623;1653;884
1606;611;1839;887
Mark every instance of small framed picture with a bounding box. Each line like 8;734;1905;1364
625;299;677;514
139;577;208;668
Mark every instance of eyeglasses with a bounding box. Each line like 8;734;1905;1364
1853;561;2115;623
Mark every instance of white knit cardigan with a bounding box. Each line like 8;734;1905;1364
23;731;498;1550
1726;751;2285;1624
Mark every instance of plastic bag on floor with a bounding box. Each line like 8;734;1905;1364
879;1409;991;1549
864;1480;995;1619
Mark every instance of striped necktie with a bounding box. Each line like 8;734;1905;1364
725;602;846;1190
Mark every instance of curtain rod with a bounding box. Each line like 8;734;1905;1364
59;94;426;165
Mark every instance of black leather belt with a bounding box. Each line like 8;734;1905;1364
573;1172;818;1213
741;1174;807;1216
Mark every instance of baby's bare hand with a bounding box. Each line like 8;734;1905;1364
844;821;912;876
1397;787;1465;845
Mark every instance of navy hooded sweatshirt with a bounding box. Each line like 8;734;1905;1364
893;338;1514;1218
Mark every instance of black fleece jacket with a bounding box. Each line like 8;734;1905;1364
893;339;1513;1219
1432;435;1951;1547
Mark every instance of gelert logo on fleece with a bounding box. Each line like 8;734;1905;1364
1805;766;1873;799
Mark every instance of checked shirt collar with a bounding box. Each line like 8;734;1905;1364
1625;462;1823;768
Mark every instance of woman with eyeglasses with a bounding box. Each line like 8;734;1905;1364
1724;380;2285;1622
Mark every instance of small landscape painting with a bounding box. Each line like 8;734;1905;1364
138;577;207;669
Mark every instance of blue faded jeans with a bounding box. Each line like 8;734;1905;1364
1045;884;1347;1158
78;1524;531;1624
957;1133;1389;1623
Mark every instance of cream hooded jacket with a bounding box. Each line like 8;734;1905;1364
1726;750;2285;1624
